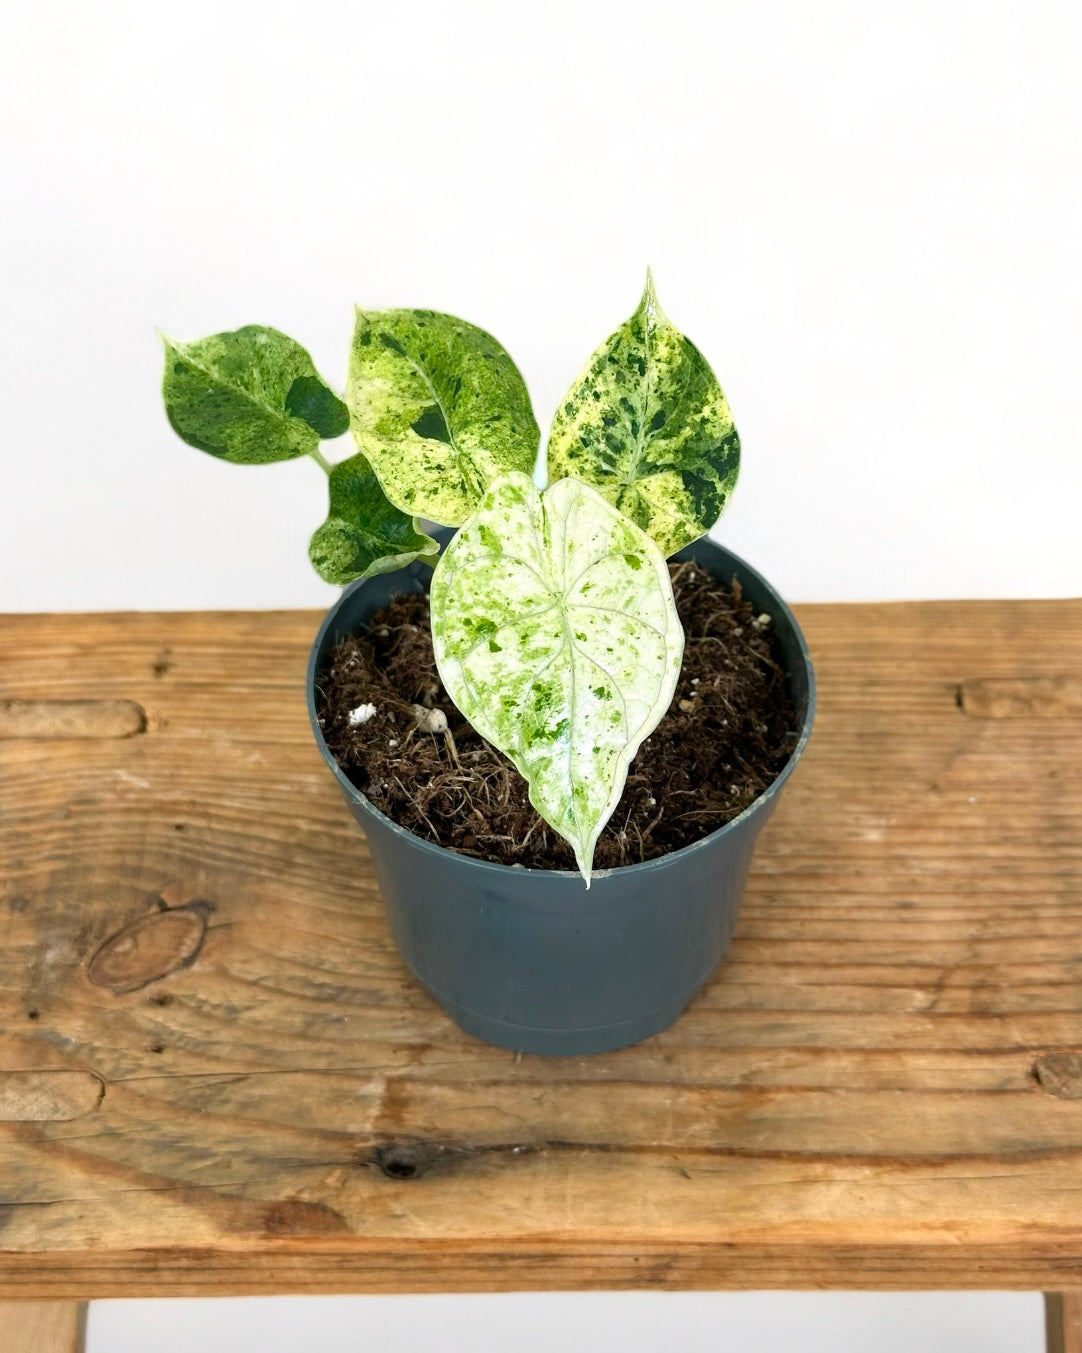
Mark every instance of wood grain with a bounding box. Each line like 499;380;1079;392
0;1302;86;1353
1;600;1082;1297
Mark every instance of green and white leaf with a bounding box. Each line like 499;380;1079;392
162;325;349;464
308;452;439;585
431;472;683;884
546;272;740;556
346;308;539;526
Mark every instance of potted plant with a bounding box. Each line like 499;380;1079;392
161;274;815;1055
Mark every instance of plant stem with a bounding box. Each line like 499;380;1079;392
309;447;332;475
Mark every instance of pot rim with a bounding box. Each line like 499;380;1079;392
306;536;816;882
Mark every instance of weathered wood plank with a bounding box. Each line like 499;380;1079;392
0;1302;86;1353
1;600;1081;1296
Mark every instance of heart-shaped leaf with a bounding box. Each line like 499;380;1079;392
162;325;349;464
346;308;539;525
546;273;740;555
308;452;439;585
431;472;683;884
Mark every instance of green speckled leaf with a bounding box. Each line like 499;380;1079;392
162;326;349;464
546;273;740;555
308;452;438;585
346;308;539;525
431;472;683;884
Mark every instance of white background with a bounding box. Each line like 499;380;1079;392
2;1;1078;1347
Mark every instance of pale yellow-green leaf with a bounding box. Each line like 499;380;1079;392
346;308;539;526
430;472;683;884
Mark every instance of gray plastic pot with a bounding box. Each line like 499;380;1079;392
307;534;814;1056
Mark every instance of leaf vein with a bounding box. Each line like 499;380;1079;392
568;602;670;643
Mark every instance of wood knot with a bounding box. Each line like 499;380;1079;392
88;900;212;994
958;677;1082;719
0;1070;104;1122
1032;1051;1082;1098
0;699;146;740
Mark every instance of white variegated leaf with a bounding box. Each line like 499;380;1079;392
430;472;683;884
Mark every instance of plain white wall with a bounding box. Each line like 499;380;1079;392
2;0;1079;614
3;1;1076;1348
87;1292;1042;1353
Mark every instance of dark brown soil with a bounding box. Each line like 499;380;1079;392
316;561;799;870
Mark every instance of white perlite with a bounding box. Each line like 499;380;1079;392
413;705;449;734
348;703;378;727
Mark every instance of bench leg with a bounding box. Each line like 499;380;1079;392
0;1303;87;1353
1046;1293;1082;1353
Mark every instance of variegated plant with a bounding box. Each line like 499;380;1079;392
161;275;739;882
547;270;740;556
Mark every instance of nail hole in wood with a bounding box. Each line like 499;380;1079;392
372;1143;431;1180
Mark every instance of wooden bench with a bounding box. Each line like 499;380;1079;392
2;601;1081;1351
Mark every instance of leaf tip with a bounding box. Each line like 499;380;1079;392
416;526;442;558
640;267;665;322
572;836;595;888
